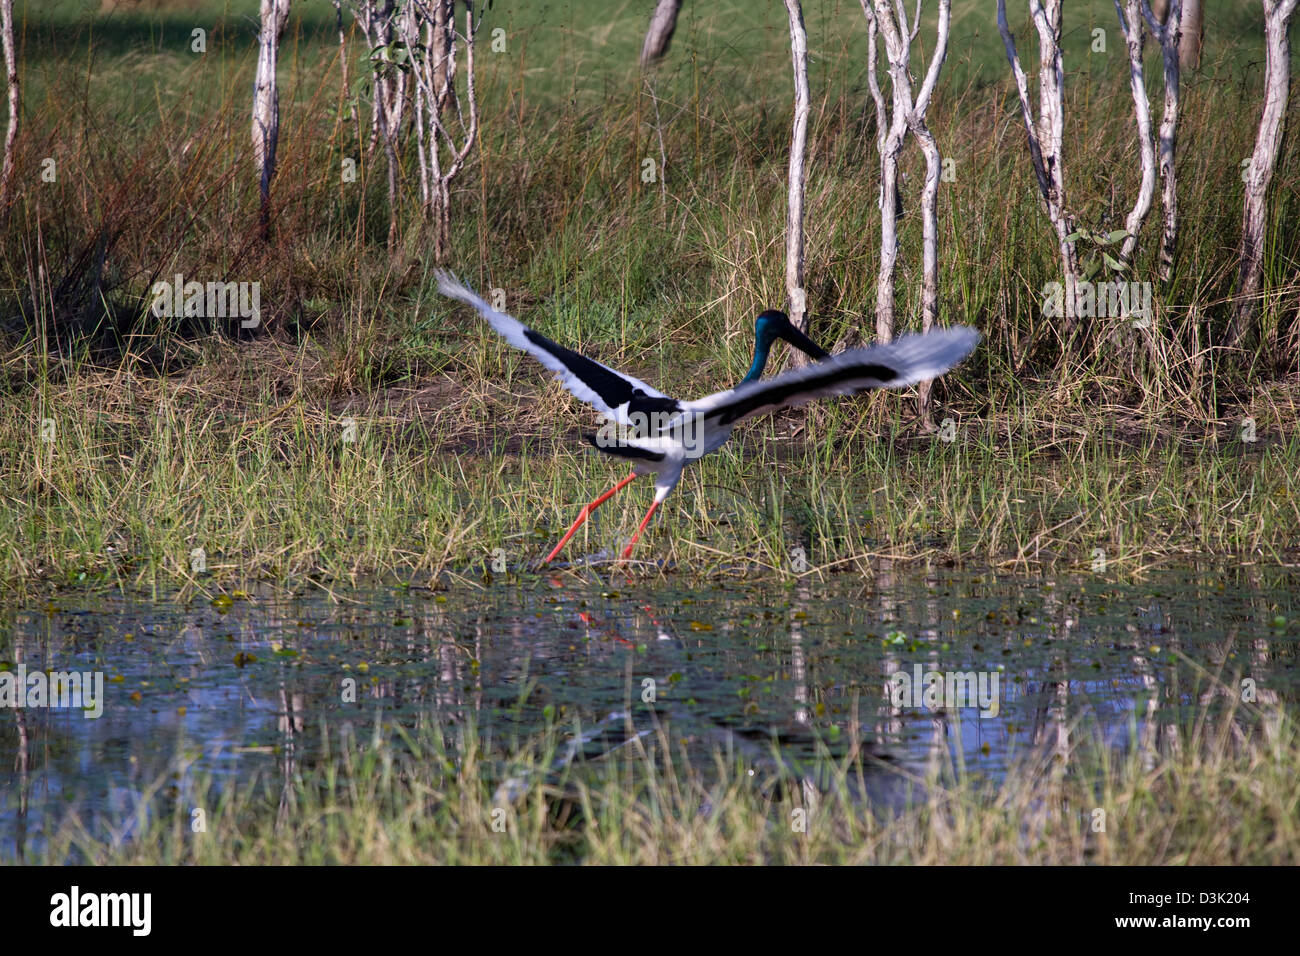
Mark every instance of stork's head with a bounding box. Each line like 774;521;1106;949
742;310;831;383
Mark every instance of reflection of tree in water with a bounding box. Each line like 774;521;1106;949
4;565;1297;857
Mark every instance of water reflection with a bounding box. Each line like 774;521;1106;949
1;562;1296;860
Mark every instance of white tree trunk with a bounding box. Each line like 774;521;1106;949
860;2;949;425
1231;0;1298;344
363;0;386;154
1152;0;1202;70
1032;1;1077;325
998;0;1078;333
1116;0;1155;271
332;0;356;130
253;0;292;238
904;0;949;344
872;0;910;345
0;0;17;219
1143;0;1182;282
352;0;444;249
784;0;811;352
913;118;942;337
837;6;885;354
640;0;682;67
910;116;942;425
866;0;950;348
359;1;406;159
865;10;887;167
406;0;479;262
874;114;907;343
1179;0;1203;69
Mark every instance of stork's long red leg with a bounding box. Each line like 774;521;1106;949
619;499;661;562
544;469;638;564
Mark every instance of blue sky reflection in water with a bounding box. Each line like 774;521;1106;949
1;563;1297;860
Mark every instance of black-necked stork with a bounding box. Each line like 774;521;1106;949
437;272;979;564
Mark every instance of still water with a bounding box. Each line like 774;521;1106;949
2;562;1297;859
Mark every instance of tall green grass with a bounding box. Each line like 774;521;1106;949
0;1;1296;591
1;363;1295;593
23;692;1298;865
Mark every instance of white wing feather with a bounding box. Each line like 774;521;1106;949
436;271;668;424
684;327;980;426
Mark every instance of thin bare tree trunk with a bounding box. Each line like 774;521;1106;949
376;77;399;247
783;0;811;354
1179;0;1203;69
913;126;941;338
872;0;910;345
640;0;682;67
1229;0;1298;346
830;7;885;355
364;1;384;154
1116;0;1155;272
351;0;423;248
360;1;402;158
998;0;1078;339
391;2;412;132
874;121;905;343
333;0;356;130
1152;0;1202;69
1032;1;1075;323
908;6;950;428
0;0;17;223
407;0;479;262
865;9;887;178
253;0;292;239
865;1;950;425
1144;0;1182;282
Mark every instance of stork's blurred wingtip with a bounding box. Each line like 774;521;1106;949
434;269;468;299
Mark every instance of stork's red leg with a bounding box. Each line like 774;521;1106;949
619;499;661;562
544;470;638;564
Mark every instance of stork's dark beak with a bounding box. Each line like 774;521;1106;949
776;317;831;362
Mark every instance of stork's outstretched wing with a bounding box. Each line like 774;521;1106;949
436;271;676;425
684;327;980;427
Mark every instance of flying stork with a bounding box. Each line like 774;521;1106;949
436;272;979;564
